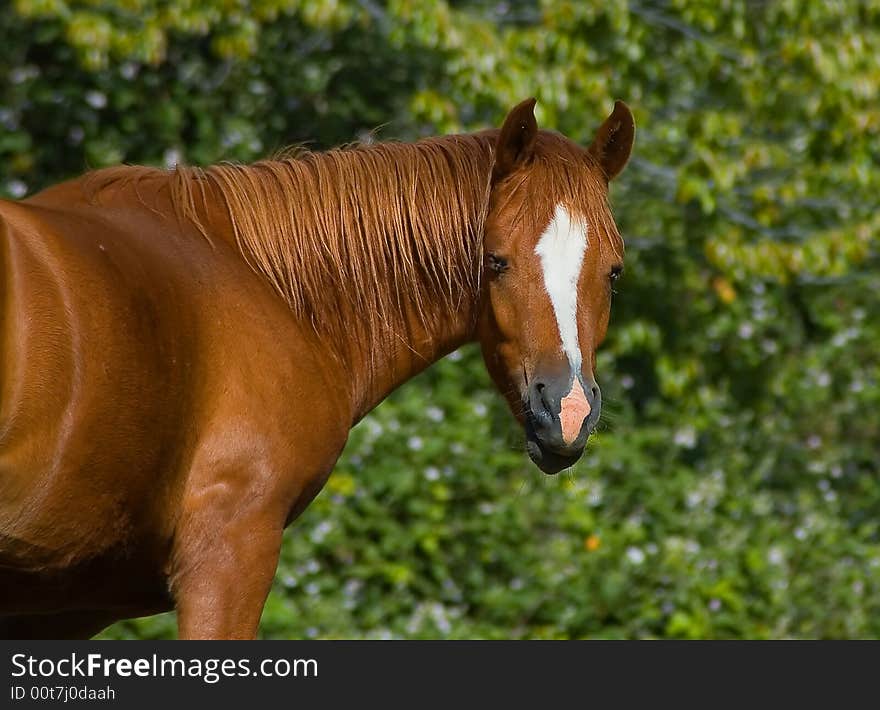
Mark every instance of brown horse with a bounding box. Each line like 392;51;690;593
0;98;634;639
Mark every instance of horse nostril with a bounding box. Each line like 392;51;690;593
591;385;600;400
531;381;553;419
536;382;551;409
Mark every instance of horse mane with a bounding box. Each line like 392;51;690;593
86;129;621;367
182;134;495;364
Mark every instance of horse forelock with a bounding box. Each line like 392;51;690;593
499;132;624;264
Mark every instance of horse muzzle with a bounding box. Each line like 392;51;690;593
524;372;601;474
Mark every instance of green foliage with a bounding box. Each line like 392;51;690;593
1;0;877;638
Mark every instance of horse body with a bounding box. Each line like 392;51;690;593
0;180;355;634
0;100;634;638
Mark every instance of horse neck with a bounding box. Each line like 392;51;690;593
346;289;482;423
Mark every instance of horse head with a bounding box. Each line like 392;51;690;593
477;99;635;474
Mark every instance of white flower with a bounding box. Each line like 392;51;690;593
120;62;138;80
6;180;27;198
674;426;697;448
310;520;333;543
625;546;645;565
163;147;182;168
85;90;107;109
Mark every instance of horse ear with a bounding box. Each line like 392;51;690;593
588;100;635;182
492;97;538;183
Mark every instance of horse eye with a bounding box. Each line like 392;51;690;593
487;253;509;275
609;265;623;282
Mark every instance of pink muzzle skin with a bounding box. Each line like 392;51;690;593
559;378;591;445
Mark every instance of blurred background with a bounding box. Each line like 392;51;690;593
2;0;878;638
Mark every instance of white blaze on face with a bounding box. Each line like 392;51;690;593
534;203;591;444
534;203;588;373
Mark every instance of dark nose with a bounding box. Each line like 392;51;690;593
527;376;601;453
